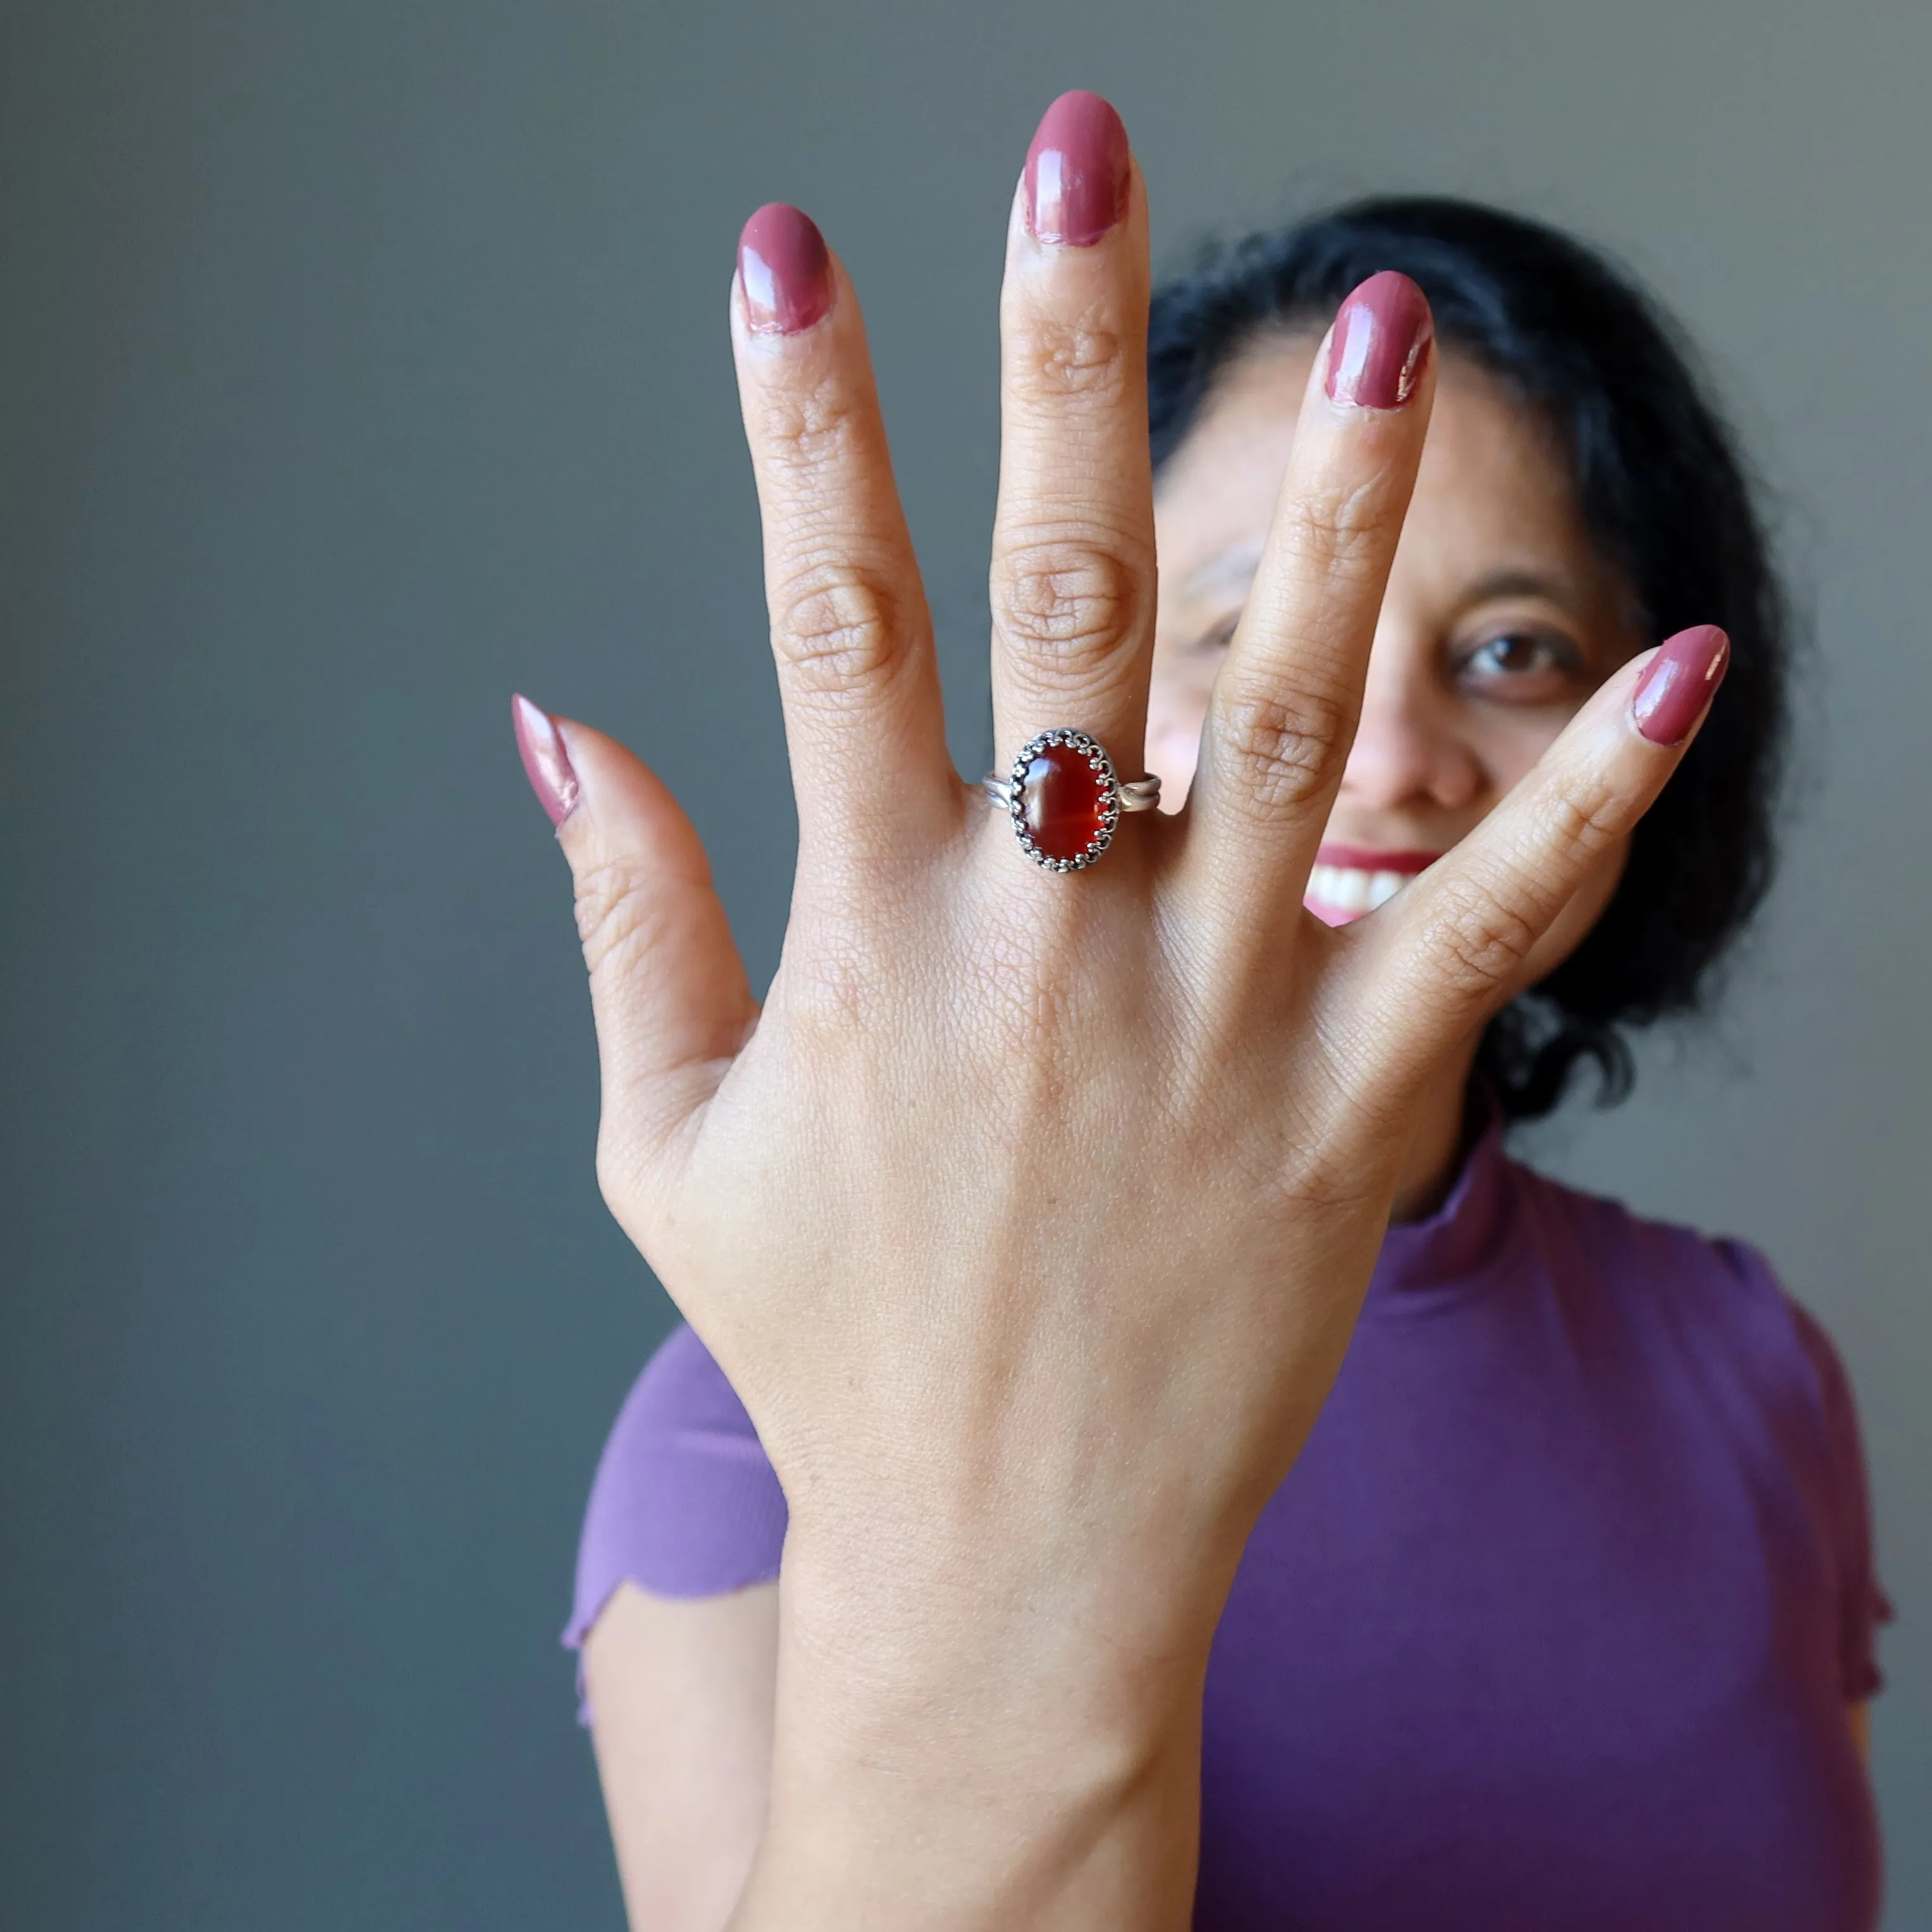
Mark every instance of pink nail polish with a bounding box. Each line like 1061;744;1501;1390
512;693;581;826
1324;271;1434;410
1631;625;1730;746
738;204;833;336
1023;91;1131;246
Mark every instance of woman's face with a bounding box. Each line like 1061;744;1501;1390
1151;339;1643;979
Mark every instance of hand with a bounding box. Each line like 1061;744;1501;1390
516;92;1719;1931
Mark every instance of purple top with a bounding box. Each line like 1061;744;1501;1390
567;1120;1888;1929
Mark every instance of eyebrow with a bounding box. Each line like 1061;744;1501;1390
1177;555;1593;619
1457;567;1583;609
1178;536;1266;600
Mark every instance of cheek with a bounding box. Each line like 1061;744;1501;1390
1474;706;1577;796
1146;659;1213;804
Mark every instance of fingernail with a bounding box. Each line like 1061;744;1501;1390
1324;271;1434;410
1632;624;1730;746
512;693;581;826
1023;90;1131;246
738;203;833;336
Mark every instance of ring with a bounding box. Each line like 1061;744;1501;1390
982;729;1163;872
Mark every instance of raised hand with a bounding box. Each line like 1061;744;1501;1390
514;91;1722;1931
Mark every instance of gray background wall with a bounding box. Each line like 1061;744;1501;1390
3;0;1926;1924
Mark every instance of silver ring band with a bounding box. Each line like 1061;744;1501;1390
979;772;1163;812
983;728;1162;872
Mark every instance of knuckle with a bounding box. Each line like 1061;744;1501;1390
1425;874;1542;996
1007;314;1134;410
1275;476;1388;587
1537;777;1628;861
572;859;667;983
760;369;866;470
781;896;921;1048
1213;683;1352;817
593;1128;643;1226
753;370;916;701
593;1123;676;1251
992;532;1147;676
770;556;907;697
786;943;889;1045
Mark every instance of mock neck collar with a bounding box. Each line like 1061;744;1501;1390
1368;1096;1520;1303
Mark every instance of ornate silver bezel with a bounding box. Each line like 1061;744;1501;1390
1005;728;1120;872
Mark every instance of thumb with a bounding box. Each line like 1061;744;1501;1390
512;694;755;1185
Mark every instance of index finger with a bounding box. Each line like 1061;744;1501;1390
1182;274;1437;951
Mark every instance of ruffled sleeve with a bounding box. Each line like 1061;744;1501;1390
563;1324;788;1657
1784;1298;1892;1703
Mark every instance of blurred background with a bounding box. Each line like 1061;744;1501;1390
3;0;1927;1924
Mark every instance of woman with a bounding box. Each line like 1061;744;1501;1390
518;92;1885;1931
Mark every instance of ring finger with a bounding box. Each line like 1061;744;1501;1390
987;92;1158;799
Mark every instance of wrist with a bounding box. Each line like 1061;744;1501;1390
733;1524;1217;1931
774;1504;1227;1745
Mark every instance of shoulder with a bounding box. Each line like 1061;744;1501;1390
1503;1154;1806;1354
1502;1155;1888;1699
1498;1156;1850;1514
1505;1152;1750;1273
565;1325;787;1649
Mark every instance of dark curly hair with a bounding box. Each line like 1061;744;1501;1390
1148;197;1791;1121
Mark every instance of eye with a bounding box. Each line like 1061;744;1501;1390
1187;610;1242;657
1455;627;1586;696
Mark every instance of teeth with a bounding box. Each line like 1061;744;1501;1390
1307;864;1410;913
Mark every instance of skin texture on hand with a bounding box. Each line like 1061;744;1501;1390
519;91;1723;1932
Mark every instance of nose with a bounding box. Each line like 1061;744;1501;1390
1338;645;1483;814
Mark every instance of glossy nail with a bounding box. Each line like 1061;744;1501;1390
1023;90;1131;246
738;203;833;336
1325;271;1434;410
1632;624;1730;746
512;693;580;826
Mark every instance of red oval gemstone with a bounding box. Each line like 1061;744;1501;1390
1021;742;1109;863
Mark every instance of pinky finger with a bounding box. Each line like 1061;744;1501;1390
1348;624;1729;1099
512;695;759;1199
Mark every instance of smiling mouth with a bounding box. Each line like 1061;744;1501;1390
1304;847;1443;926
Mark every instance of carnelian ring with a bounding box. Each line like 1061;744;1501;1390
981;730;1161;873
